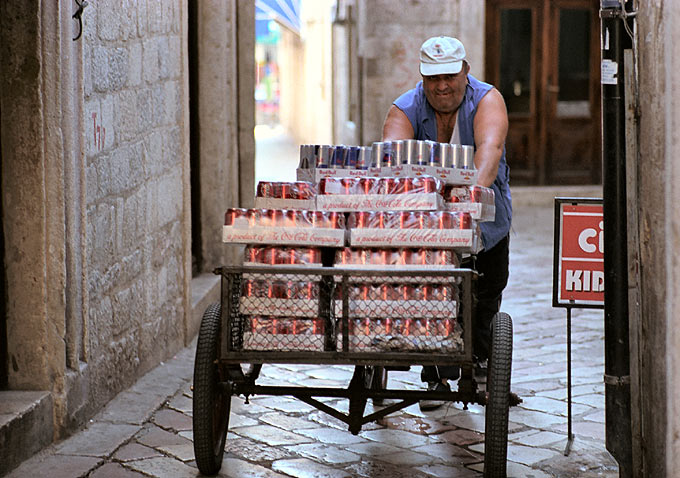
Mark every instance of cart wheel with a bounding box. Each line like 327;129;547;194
193;303;230;476
365;366;388;404
484;312;513;478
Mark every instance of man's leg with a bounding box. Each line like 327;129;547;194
470;235;510;363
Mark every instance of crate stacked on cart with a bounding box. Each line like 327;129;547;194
221;140;496;356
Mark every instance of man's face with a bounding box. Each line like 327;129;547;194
422;63;469;114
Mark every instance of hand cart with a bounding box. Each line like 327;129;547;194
192;264;517;477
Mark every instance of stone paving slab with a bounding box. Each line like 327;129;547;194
5;204;618;478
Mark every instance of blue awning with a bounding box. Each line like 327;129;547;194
256;0;301;39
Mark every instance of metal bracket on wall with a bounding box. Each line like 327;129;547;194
72;0;89;41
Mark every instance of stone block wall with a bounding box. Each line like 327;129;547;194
81;0;190;410
354;0;485;144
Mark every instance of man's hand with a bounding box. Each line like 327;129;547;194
473;88;508;188
382;105;414;141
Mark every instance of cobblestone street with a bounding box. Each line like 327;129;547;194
7;187;618;477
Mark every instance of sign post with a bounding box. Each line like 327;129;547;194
553;197;604;455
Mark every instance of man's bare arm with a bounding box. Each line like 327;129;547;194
382;105;415;141
472;88;508;188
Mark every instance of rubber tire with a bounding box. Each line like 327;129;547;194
193;303;230;476
483;312;513;478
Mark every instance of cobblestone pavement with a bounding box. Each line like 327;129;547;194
6;200;619;478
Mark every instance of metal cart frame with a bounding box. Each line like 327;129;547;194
192;265;516;477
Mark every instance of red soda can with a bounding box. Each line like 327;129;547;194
243;279;254;297
247;246;261;263
297;182;313;199
246;209;260;227
423;177;437;193
361;177;376;195
263;246;277;265
328;211;342;229
267;209;283;226
341;177;355;195
437;211;452;229
318;177;328;195
340;248;352;265
224;208;246;226
380;249;390;265
399;211;410;229
256;181;272;198
400;249;412;265
423;284;432;300
401;284;413;300
471;185;482;202
403;177;414;194
285;209;297;227
307;248;320;265
287;247;297;265
460;212;472;229
376;211;386;229
356;211;372;228
270;182;283;198
280;182;293;199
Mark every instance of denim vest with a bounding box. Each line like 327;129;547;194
394;75;512;250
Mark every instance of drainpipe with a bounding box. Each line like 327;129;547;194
600;1;632;476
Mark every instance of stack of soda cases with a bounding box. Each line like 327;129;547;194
236;181;335;352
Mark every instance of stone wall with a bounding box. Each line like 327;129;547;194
636;1;680;475
355;0;485;144
81;0;191;418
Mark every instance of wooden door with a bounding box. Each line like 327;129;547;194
485;0;601;185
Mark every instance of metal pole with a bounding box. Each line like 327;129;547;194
564;306;574;456
600;1;632;476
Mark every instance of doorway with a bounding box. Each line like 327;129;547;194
485;0;601;185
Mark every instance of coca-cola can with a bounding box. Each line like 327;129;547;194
243;279;255;297
318;177;328;195
280;182;293;199
246;209;260;227
460;212;472;229
268;209;284;226
356;211;371;228
400;249;412;265
247;246;261;263
461;145;475;169
271;182;283;198
224;208;247;226
256;181;271;198
471;185;483;202
307;248;321;264
311;210;328;228
437;211;453;229
328;211;342;229
359;177;375;194
422;176;437;193
297;182;312;199
401;284;414;300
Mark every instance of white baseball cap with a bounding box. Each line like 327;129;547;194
420;36;466;76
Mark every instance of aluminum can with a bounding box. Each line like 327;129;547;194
439;143;452;168
360;176;377;194
414;140;429;165
422;176;437;193
297;182;313;200
451;143;463;168
280;182;293;199
330;145;346;167
461;145;475;169
404;139;418;165
356;211;371;228
268;209;284;227
390;140;405;165
357;146;371;170
246;209;260;227
328;211;342;229
345;146;360;168
381;142;393;167
256;181;271;198
271;182;283;198
430;142;443;167
317;145;332;168
298;144;311;169
424;141;436;165
224;208;246;226
459;212;472;229
371;142;385;168
247;246;261;263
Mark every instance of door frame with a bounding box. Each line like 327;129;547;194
485;0;601;185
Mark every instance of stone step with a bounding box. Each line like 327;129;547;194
0;391;53;477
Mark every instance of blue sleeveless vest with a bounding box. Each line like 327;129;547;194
394;75;512;250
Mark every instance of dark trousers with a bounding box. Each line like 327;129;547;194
421;235;510;382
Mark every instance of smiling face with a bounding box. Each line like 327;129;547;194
421;62;470;114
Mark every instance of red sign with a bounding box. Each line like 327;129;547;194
555;202;604;306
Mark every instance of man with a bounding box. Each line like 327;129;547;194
382;36;512;410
